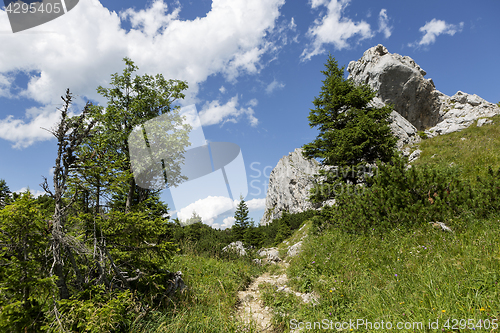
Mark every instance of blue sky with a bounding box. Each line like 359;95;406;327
0;0;499;228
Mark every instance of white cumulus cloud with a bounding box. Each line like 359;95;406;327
199;95;258;127
221;216;235;229
246;198;266;210
378;9;392;38
0;0;285;147
176;195;266;228
301;0;372;61
15;187;47;198
0;105;63;149
177;195;236;226
410;19;464;47
265;79;285;94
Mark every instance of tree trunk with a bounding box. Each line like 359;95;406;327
125;176;135;213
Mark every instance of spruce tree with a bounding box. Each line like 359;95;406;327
0;179;11;209
302;54;397;202
232;195;250;241
274;212;291;245
244;218;262;247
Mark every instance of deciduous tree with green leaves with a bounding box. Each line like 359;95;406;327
79;57;191;213
302;54;397;202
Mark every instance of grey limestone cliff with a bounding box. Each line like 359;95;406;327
259;148;320;226
348;44;500;137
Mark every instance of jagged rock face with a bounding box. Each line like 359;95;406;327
348;44;500;135
260;148;320;226
425;91;499;137
348;44;442;130
368;96;421;149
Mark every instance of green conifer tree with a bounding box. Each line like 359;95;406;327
244;218;263;247
232;195;249;241
274;212;291;245
0;179;11;209
302;54;397;202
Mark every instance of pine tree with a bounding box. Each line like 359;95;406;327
232;195;249;241
0;179;11;209
184;211;202;226
274;212;291;245
302;54;397;202
244;218;262;247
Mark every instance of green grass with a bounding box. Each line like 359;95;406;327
131;252;265;332
413;115;500;185
134;116;500;332
259;216;500;332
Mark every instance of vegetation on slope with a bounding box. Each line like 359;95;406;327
260;114;500;332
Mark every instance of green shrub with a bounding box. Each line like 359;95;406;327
417;130;428;139
319;155;481;233
43;288;140;333
0;192;56;333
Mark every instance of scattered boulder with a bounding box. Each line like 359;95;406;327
165;271;186;296
429;222;453;232
477;118;493;127
257;247;282;264
222;241;247;256
286;241;303;257
408;149;422;163
252;258;262;266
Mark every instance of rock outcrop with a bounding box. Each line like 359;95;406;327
348;44;441;130
425;91;499;137
286;241;303;257
222;241;247;256
260;148;320;226
257;247;282;263
348;44;500;136
164;271;187;296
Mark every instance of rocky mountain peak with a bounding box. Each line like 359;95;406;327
348;44;440;130
260;45;500;226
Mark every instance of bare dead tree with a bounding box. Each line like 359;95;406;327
41;89;96;299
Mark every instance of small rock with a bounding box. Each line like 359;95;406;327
477;118;493;127
222;241;247;256
287;241;303;257
408;149;422;163
429;222;453;232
